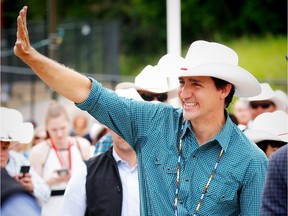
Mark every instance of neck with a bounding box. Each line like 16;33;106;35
50;137;69;149
190;113;226;146
114;148;137;168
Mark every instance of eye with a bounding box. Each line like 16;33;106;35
191;81;202;87
179;80;185;85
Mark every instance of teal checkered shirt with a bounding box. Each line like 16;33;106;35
77;79;268;216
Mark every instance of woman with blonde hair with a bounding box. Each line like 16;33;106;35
29;101;91;216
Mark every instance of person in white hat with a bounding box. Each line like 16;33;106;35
15;6;267;215
273;89;288;113
245;83;285;129
60;88;141;216
116;65;173;103
244;110;287;158
0;107;51;206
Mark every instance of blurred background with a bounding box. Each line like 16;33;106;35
1;0;287;126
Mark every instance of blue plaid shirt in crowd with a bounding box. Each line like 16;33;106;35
77;78;268;216
93;132;113;156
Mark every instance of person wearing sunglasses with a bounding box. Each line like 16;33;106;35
244;110;287;158
245;83;282;129
115;64;176;104
137;91;168;102
15;7;268;216
93;65;174;157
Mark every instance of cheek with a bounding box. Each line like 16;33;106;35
177;88;182;97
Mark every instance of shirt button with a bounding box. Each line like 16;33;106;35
179;200;183;204
192;154;196;158
185;178;189;182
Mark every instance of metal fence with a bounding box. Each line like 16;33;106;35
1;20;120;82
1;21;287;123
1;20;135;122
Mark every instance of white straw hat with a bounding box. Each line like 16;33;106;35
245;83;287;111
179;40;261;97
0;107;34;144
244;110;288;143
116;65;172;94
245;83;275;101
272;89;287;111
115;88;144;101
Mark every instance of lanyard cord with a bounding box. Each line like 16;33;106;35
174;120;224;216
50;138;72;170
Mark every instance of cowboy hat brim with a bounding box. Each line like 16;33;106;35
179;63;261;98
116;82;170;94
244;129;287;143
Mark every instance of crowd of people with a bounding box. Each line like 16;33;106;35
1;5;287;216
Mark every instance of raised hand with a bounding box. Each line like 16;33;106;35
14;6;33;58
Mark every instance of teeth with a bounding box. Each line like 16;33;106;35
184;102;197;107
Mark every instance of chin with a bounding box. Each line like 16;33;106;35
183;112;198;121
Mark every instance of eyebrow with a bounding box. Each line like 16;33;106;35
178;77;202;83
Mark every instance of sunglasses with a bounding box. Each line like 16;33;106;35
140;93;168;102
250;102;275;109
35;136;46;140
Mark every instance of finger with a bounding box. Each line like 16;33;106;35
21;6;30;45
16;7;30;50
21;6;28;29
17;16;23;40
22;6;28;28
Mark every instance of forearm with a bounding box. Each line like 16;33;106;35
14;6;91;103
20;48;91;103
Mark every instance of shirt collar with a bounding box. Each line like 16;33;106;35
182;110;233;152
112;148;122;163
214;110;234;152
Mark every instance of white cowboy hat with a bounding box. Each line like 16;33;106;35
245;83;287;111
0;107;34;144
117;54;186;101
272;89;287;111
115;88;144;101
154;53;185;77
178;40;261;97
244;83;275;101
116;65;171;93
89;121;106;141
0;129;18;142
244;110;288;143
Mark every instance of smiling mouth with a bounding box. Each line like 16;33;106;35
183;102;197;108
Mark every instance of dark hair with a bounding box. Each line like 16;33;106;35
211;77;235;108
256;140;286;153
229;113;238;125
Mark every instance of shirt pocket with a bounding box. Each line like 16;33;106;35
197;180;239;214
153;151;178;186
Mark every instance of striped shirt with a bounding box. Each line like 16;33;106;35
77;79;268;215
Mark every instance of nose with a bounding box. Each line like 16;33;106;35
56;129;64;138
178;84;191;99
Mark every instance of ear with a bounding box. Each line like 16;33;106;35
220;84;232;99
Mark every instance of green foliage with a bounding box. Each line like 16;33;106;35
3;0;286;83
227;35;286;80
4;0;285;54
123;35;287;83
